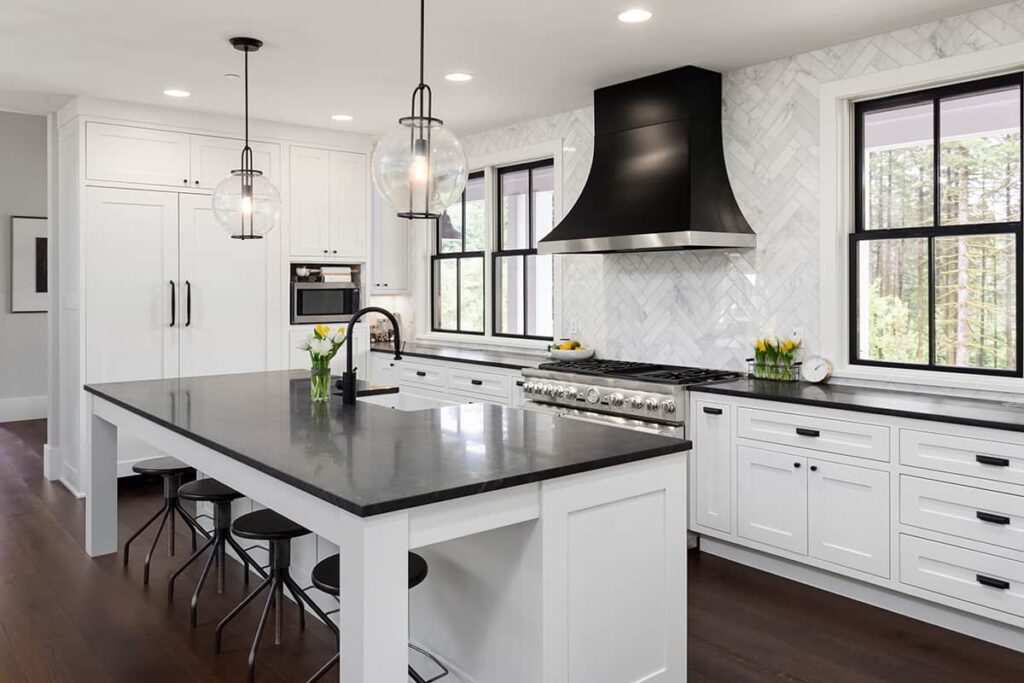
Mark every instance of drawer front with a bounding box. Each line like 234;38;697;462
398;361;445;389
901;429;1024;487
447;366;510;400
738;407;890;463
900;476;1024;551
900;535;1024;619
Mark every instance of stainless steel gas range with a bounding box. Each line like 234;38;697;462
521;359;743;439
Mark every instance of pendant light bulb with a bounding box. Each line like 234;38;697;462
212;37;281;240
371;0;467;219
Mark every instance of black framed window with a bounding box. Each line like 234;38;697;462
432;171;485;334
493;159;555;339
852;73;1023;376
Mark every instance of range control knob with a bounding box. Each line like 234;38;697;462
607;393;624;407
629;396;644;410
544;384;558;397
564;387;579;400
524;382;537;394
661;400;676;415
644;397;660;412
555;386;567;398
586;387;602;404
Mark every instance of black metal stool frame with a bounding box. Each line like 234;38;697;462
122;471;210;583
167;499;268;626
214;539;338;683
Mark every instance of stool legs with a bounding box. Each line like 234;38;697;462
124;473;209;584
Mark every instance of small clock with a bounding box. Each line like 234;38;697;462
801;356;833;383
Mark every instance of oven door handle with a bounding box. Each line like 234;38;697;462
561;412;671;436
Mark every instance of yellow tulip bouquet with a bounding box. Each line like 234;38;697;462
297;324;347;402
750;335;802;381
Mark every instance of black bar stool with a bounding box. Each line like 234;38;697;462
122;456;209;583
214;509;337;682
306;552;449;683
167;478;268;626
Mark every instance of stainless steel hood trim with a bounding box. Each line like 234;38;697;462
537;229;756;255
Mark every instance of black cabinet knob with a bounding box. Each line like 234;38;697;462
810;465;818;472
183;178;189;184
794;462;801;468
194;180;199;185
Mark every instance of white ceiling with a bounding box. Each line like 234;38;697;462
0;0;1009;135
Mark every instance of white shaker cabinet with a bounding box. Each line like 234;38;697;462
370;191;408;292
737;445;808;555
189;135;280;190
807;459;890;577
692;400;732;534
289;146;368;261
86;123;191;188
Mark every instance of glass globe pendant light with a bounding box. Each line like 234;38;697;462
371;0;468;219
212;37;281;239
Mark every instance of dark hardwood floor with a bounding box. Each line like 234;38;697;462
1;419;1023;682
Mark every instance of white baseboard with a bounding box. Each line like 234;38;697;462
409;640;474;683
43;444;60;481
59;460;85;499
700;537;1024;654
0;394;47;422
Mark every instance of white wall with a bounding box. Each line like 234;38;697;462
0;110;48;420
445;1;1024;385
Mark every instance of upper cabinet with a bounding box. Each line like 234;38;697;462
190;134;279;189
289;146;368;261
85;122;280;190
370;190;409;293
86;123;191;188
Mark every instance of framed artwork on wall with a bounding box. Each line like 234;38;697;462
10;216;48;313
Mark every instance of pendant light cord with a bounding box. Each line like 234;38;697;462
419;0;425;87
244;48;250;147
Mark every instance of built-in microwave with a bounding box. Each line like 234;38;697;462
290;264;362;324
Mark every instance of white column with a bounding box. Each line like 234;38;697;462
337;509;410;682
85;394;119;556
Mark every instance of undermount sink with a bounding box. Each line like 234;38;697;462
357;392;465;412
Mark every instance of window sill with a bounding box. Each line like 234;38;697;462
416;331;552;354
833;362;1024;396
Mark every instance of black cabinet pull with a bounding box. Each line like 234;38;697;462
516;380;525;387
976;574;1010;590
169;280;176;327
976;454;1010;467
976;511;1011;525
471;379;483;386
185;280;192;327
182;178;188;185
796;427;820;437
702;406;723;415
810;465;818;472
194;180;199;185
416;371;427;377
793;462;801;468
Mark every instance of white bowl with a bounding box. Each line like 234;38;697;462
548;348;595;360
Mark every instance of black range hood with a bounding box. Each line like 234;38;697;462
538;66;755;255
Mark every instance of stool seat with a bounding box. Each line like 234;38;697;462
178;478;243;504
311;552;427;596
131;456;192;476
232;509;309;541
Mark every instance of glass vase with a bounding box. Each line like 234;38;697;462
747;359;802;382
310;364;332;402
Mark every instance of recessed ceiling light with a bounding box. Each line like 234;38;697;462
445;72;473;82
331;114;354;121
163;88;191;98
617;8;652;23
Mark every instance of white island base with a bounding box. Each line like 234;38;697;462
86;394;688;683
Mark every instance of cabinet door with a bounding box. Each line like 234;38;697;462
86;123;190;188
329;151;368;260
290;146;332;257
737;445;807;554
178;194;273;377
371;191;408;292
189;135;280;190
692;401;732;534
84;188;179;382
808;460;890;577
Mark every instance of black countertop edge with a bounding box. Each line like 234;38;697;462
85;382;689;517
357;440;689;516
689;379;1024;433
370;343;543;371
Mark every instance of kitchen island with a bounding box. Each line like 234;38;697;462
83;370;690;682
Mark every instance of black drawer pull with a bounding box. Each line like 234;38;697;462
415;371;427;377
976;454;1010;467
976;511;1011;525
796;427;820;437
702;406;723;415
515;380;525;387
470;379;483;386
976;574;1010;590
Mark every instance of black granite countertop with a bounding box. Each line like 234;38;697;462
690;378;1024;432
371;341;544;371
85;371;688;517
